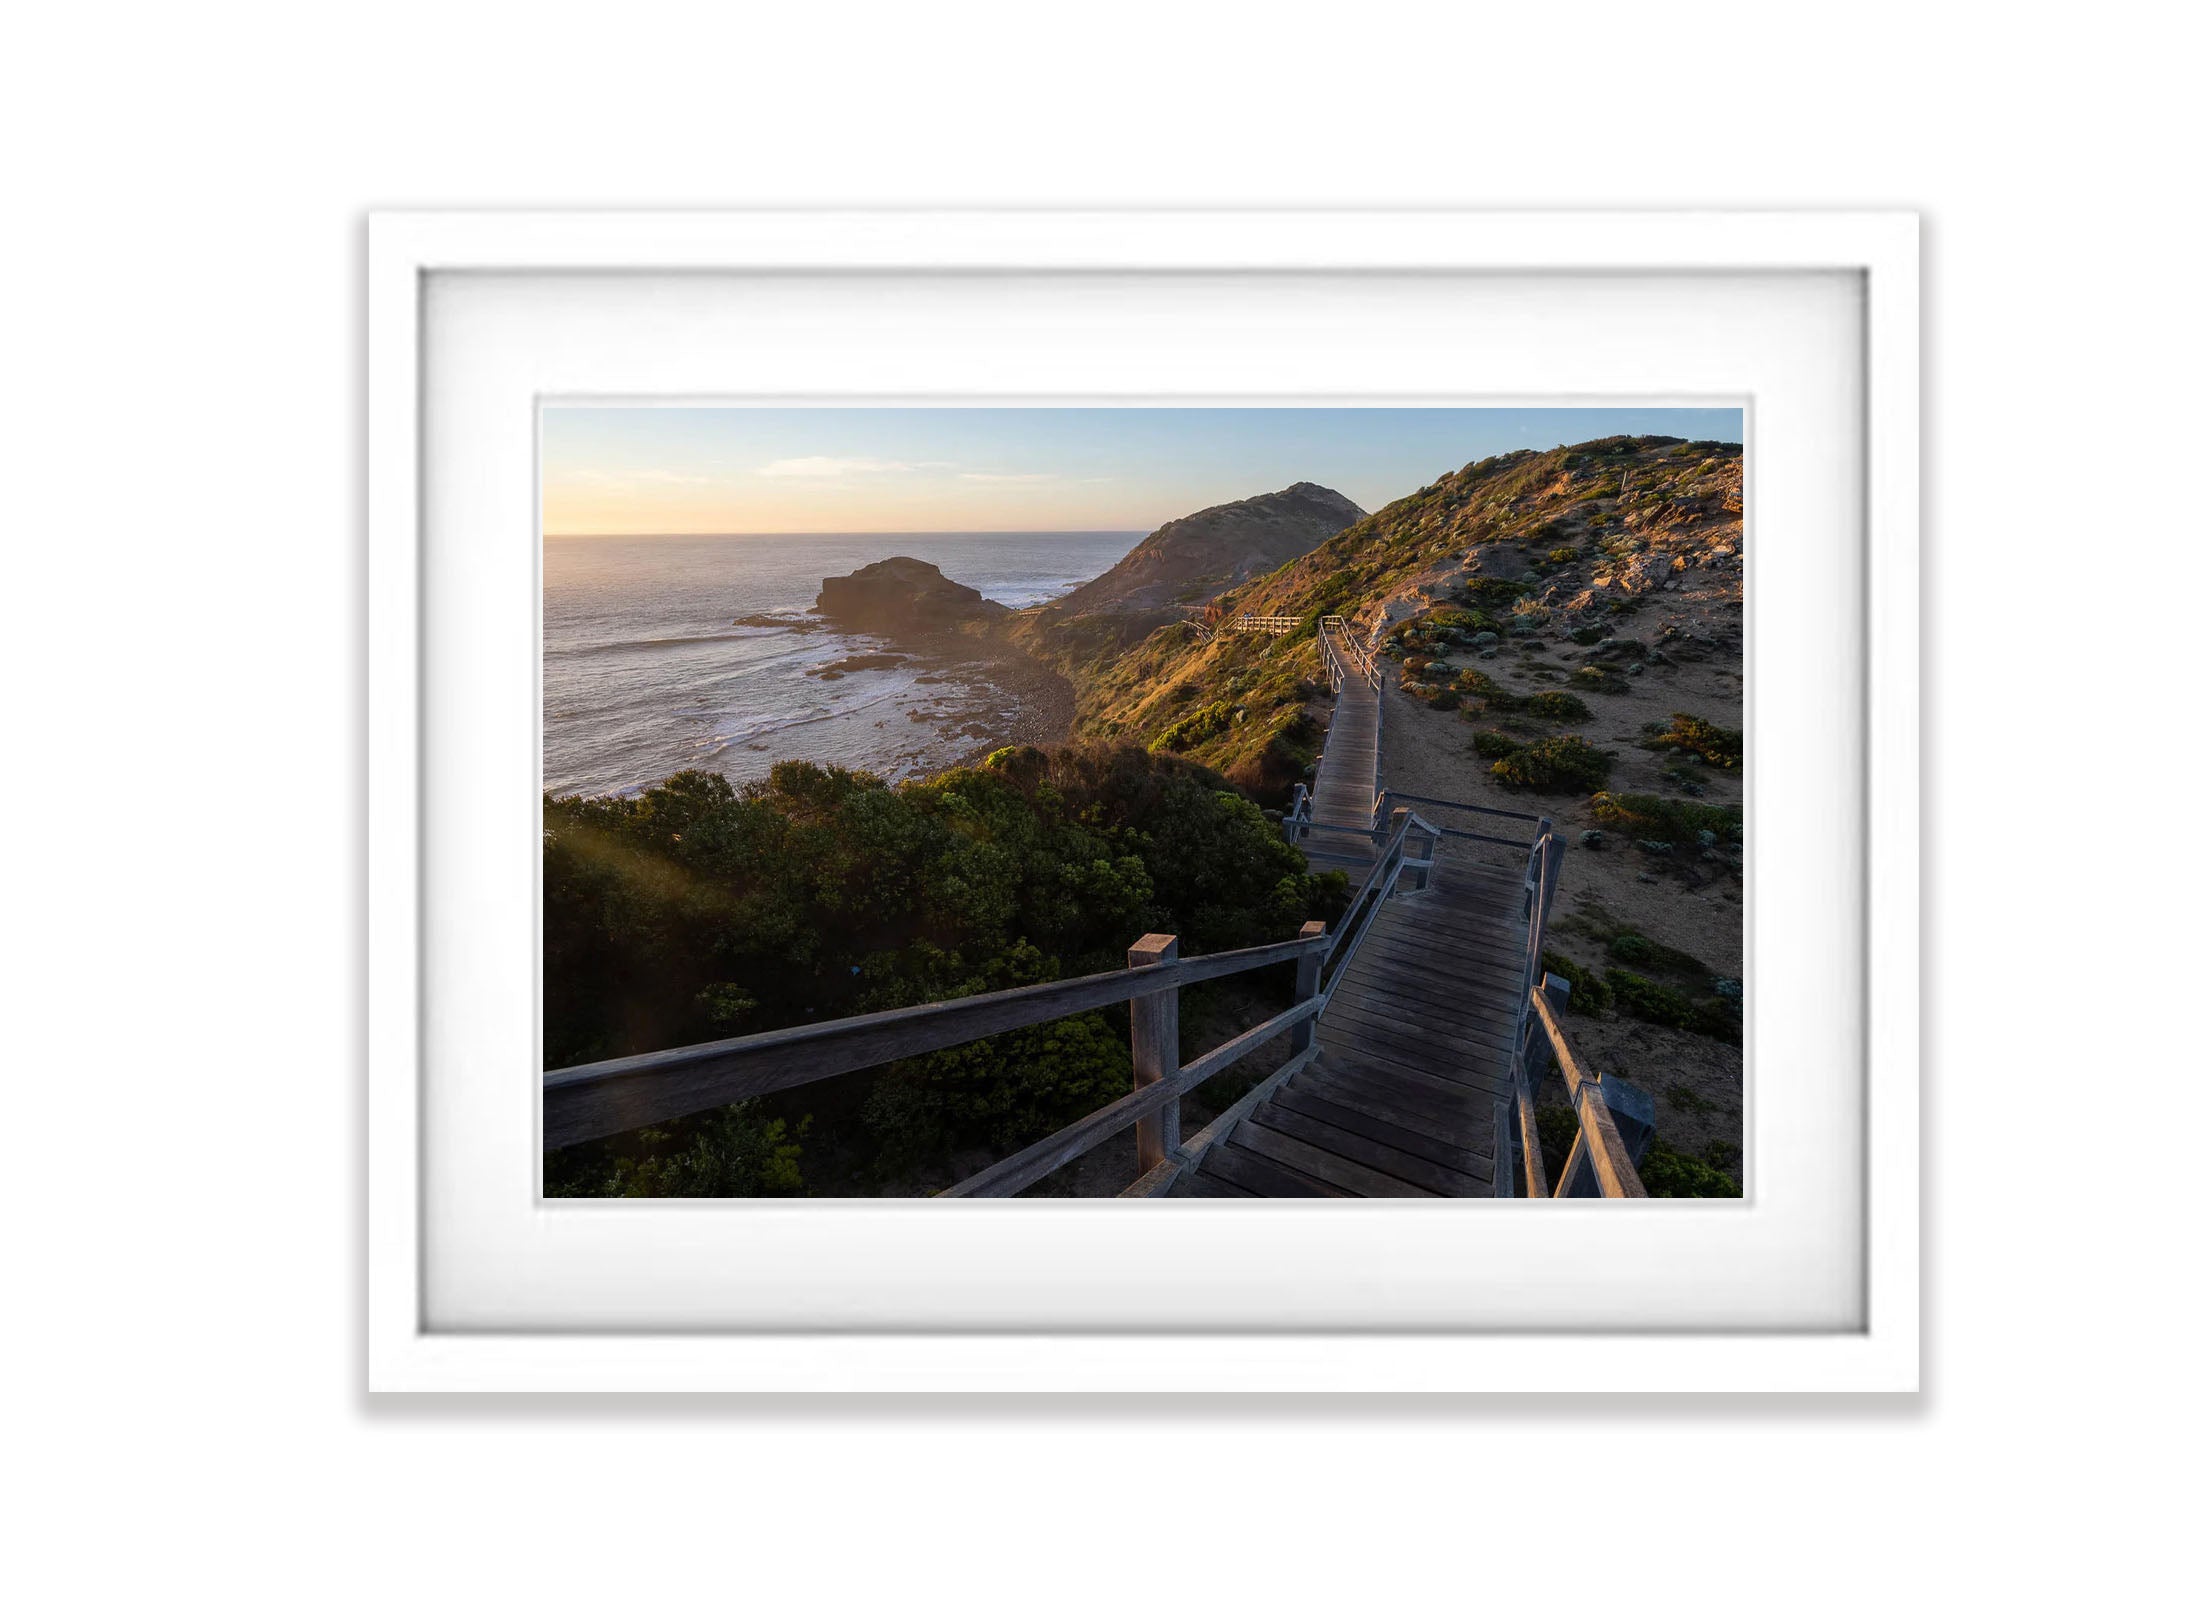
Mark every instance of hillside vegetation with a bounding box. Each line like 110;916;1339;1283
1036;435;1744;802
544;745;1348;1196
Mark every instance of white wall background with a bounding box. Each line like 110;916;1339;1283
3;3;2186;1595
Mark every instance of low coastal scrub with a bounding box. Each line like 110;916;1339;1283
1646;712;1743;769
1538;951;1610;1016
543;746;1348;1195
547;1100;808;1199
1488;734;1614;793
1606;929;1712;982
1554;911;1741;1044
1149;700;1238;753
1608;971;1742;1044
1586;790;1743;847
1518;690;1592;722
1639;1137;1743;1198
1472;729;1521;760
1568;665;1630;695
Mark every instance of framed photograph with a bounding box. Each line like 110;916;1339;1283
368;210;1917;1391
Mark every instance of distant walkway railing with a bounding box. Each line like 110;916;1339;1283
1319;614;1381;688
1230;614;1300;636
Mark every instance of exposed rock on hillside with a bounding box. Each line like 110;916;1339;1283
814;557;1008;633
1051;481;1365;615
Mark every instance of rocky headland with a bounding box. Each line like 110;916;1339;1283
1047;481;1364;616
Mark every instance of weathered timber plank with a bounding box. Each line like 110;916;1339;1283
1309;1063;1504;1134
1320;997;1520;1060
1270;1083;1489;1177
1310;1055;1489;1112
1229;1119;1440;1199
1321;983;1516;1036
1285;1072;1477;1145
1299;1075;1498;1161
1178;1171;1257;1199
1313;1022;1513;1094
1252;1101;1478;1195
1386;912;1533;948
1324;977;1522;1033
1341;945;1529;1006
1202;1142;1341;1198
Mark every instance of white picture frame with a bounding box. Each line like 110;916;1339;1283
368;210;1918;1392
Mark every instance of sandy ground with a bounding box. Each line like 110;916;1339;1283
1380;584;1747;1183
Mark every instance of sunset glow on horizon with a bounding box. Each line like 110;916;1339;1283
541;406;1745;537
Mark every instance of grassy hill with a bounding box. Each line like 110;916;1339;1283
1040;435;1744;801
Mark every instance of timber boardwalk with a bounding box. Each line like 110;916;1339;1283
1181;624;1526;1197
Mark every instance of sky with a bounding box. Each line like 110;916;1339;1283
540;406;1744;536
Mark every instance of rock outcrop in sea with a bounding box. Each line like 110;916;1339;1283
814;557;1009;633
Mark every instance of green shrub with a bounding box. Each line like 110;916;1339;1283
1587;791;1743;847
1490;734;1614;793
1450;667;1505;700
1538;951;1609;1016
1608;971;1742;1044
1518;690;1591;722
863;1012;1132;1168
1473;729;1522;759
1649;712;1743;769
1148;700;1237;753
1639;1138;1743;1198
546;1101;807;1198
1568;666;1630;695
1544;545;1580;565
1458;576;1527;608
1606;930;1711;981
1429;688;1461;710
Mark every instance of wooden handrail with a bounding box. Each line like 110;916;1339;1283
1373;789;1544;826
544;929;1328;1149
1318;822;1411;989
1530;986;1648;1199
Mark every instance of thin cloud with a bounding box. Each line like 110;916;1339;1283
757;455;941;478
558;467;711;489
958;471;1057;484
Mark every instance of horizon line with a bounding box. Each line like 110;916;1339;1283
543;527;1151;538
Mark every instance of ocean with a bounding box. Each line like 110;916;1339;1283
543;530;1143;797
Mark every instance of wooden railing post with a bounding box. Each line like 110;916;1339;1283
1290;921;1326;1055
1127;933;1181;1174
1524;972;1569;1100
1387;807;1422;890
